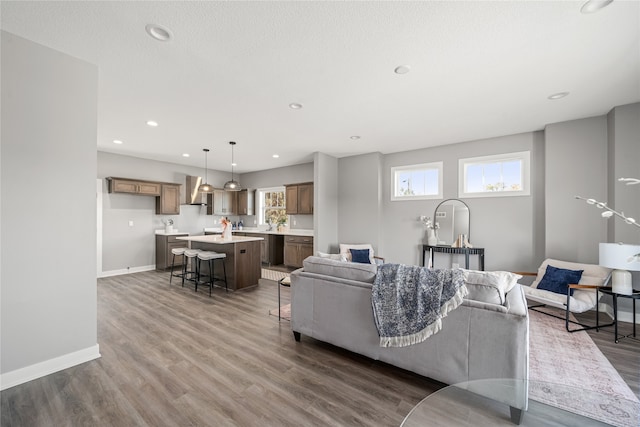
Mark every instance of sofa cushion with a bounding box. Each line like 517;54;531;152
536;265;583;296
340;243;376;264
303;256;377;283
461;269;522;305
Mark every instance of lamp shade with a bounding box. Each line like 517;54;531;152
599;243;640;295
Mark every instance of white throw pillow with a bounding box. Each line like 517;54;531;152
339;244;376;264
316;251;346;262
461;269;523;305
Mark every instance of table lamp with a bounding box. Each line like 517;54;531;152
599;243;640;295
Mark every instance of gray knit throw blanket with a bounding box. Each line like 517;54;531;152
372;264;468;347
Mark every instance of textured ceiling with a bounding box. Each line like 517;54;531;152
2;1;639;173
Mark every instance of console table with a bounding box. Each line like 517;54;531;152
423;245;485;271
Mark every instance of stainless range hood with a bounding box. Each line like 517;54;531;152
183;176;210;205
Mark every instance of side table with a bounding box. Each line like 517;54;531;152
597;287;639;343
277;276;291;321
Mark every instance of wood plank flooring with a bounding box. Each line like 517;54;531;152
1;271;638;426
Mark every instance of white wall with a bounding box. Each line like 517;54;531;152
1;32;99;388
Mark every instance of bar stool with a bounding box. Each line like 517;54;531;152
182;249;202;287
169;247;187;284
196;251;228;296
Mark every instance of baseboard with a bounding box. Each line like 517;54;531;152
0;344;101;391
597;302;639;325
98;264;155;278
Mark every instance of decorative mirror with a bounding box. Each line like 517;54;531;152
434;199;470;246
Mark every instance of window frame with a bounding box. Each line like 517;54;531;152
391;161;443;201
458;151;530;198
257;186;288;226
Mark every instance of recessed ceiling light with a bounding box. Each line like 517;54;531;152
394;65;411;75
272;154;280;158
289;103;303;109
350;136;361;140
145;24;173;42
580;0;613;14
182;153;190;157
113;139;123;144
146;120;158;127
548;92;570;100
231;163;237;167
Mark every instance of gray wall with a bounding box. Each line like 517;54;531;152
98;152;314;273
544;116;609;264
376;132;544;270
240;162;314;230
337;153;383;256
314;153;339;254
1;32;99;380
607;103;640;244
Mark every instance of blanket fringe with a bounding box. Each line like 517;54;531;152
379;284;468;348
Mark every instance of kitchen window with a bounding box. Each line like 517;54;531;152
257;187;288;226
391;161;443;201
458;151;530;198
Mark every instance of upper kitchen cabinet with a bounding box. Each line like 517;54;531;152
208;189;237;216
156;184;181;215
237;189;255;215
106;177;181;215
107;177;161;196
285;182;313;215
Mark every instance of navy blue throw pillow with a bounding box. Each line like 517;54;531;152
537;265;584;296
350;248;371;264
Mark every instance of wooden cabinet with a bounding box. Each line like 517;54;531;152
155;233;189;270
156;184;180;215
237;189;255;215
285;182;313;215
106;177;181;215
107;177;161;196
284;235;314;268
253;233;284;265
208;189;237;216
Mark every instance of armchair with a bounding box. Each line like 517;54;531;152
519;258;612;332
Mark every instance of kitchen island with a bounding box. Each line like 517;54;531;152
176;235;263;291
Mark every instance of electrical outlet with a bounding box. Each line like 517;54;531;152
293;219;297;226
452;263;459;269
128;220;134;227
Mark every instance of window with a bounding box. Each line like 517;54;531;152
257;187;288;226
391;162;443;201
459;151;530;198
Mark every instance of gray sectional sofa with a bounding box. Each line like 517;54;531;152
290;256;530;423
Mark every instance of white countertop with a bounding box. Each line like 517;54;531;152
203;227;314;237
176;235;264;244
155;230;189;236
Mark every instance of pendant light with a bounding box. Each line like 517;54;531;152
198;148;214;193
223;141;242;191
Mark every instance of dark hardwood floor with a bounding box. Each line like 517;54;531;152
1;271;638;426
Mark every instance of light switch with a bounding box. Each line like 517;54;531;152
128;220;134;227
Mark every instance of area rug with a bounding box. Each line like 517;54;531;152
528;308;639;426
261;268;290;282
269;303;290;320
